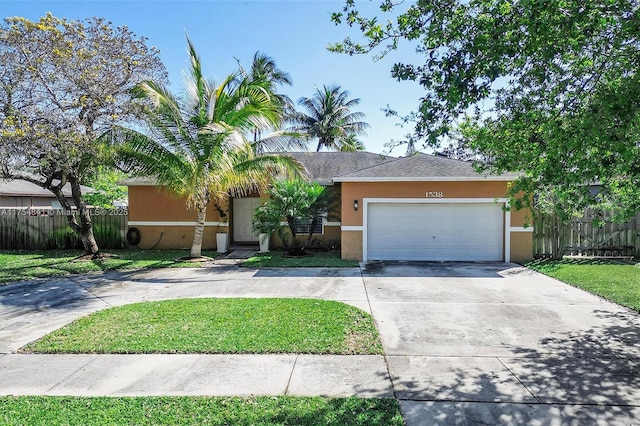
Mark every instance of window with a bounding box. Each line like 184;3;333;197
293;215;324;234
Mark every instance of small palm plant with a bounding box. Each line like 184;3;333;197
253;179;337;256
113;38;299;258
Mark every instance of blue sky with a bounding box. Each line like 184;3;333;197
3;0;423;155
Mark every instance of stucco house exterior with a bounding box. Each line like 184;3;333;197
124;152;533;262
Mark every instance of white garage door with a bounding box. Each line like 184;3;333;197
367;203;504;261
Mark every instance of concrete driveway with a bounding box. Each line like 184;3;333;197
362;261;640;425
0;260;639;424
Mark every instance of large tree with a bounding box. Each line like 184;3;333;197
0;13;166;256
330;0;640;216
113;39;300;258
289;84;369;151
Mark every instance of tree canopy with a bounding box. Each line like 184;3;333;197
0;13;166;254
330;0;640;216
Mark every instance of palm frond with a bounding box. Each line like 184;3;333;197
289;84;369;151
111;126;194;191
252;130;309;153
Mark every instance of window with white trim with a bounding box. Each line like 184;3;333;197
293;214;324;234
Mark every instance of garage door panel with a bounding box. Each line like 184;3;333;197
367;203;503;261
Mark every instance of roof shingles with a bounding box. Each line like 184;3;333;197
333;153;517;181
121;152;516;186
0;179;93;197
285;152;392;183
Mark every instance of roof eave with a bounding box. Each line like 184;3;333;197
118;179;159;187
333;176;518;182
1;193;66;197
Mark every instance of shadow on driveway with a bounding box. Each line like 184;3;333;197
361;261;515;278
0;279;98;313
392;309;640;424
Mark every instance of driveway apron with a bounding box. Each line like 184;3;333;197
361;261;640;425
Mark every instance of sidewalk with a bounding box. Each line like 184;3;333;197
0;353;392;398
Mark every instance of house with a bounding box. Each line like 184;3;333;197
0;179;93;209
124;152;533;262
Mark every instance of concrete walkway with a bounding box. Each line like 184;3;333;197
1;261;639;425
0;354;392;398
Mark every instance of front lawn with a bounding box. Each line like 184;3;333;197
0;250;218;285
0;396;404;426
527;259;640;311
242;251;359;268
23;298;383;355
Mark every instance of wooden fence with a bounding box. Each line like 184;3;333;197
533;209;640;258
0;208;127;250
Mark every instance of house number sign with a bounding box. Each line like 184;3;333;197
426;191;444;198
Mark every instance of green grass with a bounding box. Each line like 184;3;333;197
0;250;218;284
242;251;359;268
23;298;383;355
0;396;404;426
527;258;640;311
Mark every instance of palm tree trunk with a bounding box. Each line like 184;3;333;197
302;217;319;251
286;215;299;252
190;205;207;258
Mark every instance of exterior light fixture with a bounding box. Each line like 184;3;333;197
354;200;359;211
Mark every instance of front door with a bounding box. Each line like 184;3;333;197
233;197;261;242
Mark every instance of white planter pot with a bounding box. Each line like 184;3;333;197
258;233;270;253
216;233;228;253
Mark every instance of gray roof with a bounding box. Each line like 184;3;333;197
334;153;518;181
120;153;392;186
120;152;517;186
0;179;94;197
286;152;392;184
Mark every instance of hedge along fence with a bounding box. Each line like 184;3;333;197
0;208;127;250
533;209;640;259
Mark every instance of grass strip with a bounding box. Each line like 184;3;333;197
0;250;218;284
23;298;383;355
527;258;640;311
242;251;359;268
0;396;404;426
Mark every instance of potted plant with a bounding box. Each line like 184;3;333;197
215;203;229;253
252;202;281;253
258;232;270;253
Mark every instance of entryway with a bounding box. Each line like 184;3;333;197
232;197;261;243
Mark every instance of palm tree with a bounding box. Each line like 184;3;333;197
290;84;369;151
339;134;366;152
253;179;337;255
238;52;306;152
246;52;293;110
114;39;299;258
